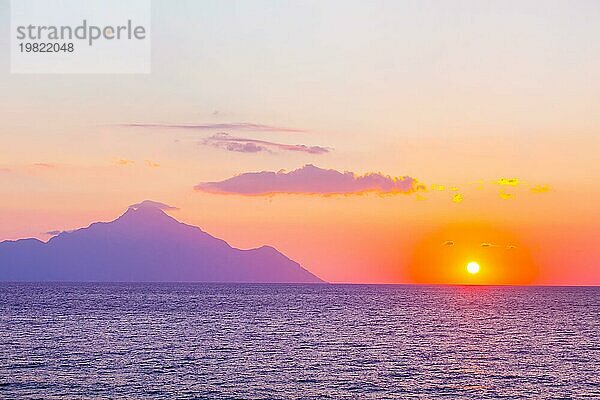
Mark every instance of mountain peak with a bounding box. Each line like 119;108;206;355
0;201;324;283
128;200;179;212
117;200;180;227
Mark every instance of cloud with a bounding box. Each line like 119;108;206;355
195;164;419;196
441;240;516;249
451;193;464;203
201;133;330;155
129;200;179;211
116;159;135;166
43;229;76;236
498;190;515;200
480;242;517;249
220;141;265;153
33;163;56;168
496;178;520;186
145;160;161;168
122;122;306;133
531;184;551;193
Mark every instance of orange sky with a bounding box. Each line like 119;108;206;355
1;1;599;284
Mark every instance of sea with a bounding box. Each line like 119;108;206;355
1;283;599;399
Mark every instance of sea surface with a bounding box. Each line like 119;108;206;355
1;283;599;399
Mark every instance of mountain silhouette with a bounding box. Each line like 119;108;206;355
0;201;323;283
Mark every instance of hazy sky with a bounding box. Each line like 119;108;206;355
1;0;599;283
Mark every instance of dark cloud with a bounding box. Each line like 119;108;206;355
195;164;419;196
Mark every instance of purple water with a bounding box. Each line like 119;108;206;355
1;283;599;399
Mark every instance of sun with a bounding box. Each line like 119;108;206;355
466;261;480;274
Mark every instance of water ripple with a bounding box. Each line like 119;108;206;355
1;283;599;399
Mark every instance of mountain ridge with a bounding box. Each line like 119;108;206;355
0;201;324;283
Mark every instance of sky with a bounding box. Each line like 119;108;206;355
1;0;600;284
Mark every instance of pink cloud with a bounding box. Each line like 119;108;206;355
202;133;330;155
195;165;419;196
129;200;179;211
122;122;306;133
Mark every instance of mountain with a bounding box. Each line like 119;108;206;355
0;201;324;283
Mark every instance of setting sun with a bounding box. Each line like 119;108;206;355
466;261;480;274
